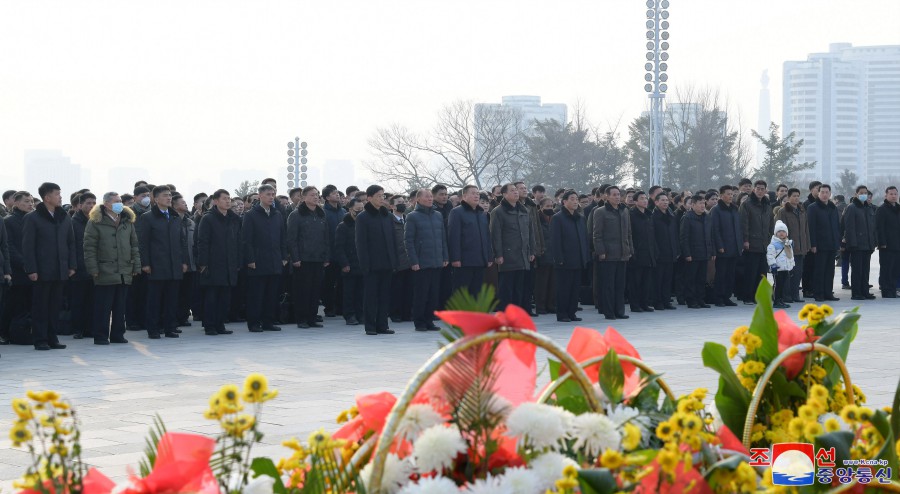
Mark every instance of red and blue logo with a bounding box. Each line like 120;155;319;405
771;443;816;486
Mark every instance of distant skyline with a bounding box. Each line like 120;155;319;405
2;0;899;196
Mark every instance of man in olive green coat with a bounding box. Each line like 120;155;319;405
83;192;141;345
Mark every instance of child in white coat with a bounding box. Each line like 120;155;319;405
767;220;796;309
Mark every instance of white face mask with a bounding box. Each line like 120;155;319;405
140;196;151;207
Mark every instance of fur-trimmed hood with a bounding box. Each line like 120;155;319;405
89;204;136;224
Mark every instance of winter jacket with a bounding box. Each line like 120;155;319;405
197;208;242;286
22;202;76;281
592;203;633;262
71;210;91;280
181;214;197;272
0;219;11;278
391;213;412;271
550;208;589;269
652;207;680;263
323;201;347;262
137;206;188;281
842;198;876;251
774;203;810;255
435;200;453;230
537;212;554;266
522;198;546;256
404;204;448;269
739;193;773;253
807;200;841;252
679;211;713;261
83;205;141;286
241;203;289;277
287;203;331;263
4;209;28;285
490;199;536;272
447;202;492;267
355;202;397;273
709;200;742;258
766;236;795;272
628;207;657;267
876;200;900;251
335;213;362;274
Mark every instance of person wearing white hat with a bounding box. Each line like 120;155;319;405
767;220;795;309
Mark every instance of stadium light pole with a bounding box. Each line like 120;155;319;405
644;0;670;187
286;138;309;188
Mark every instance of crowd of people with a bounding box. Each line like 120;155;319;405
0;176;898;353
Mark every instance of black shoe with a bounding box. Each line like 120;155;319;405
677;299;686;306
571;316;583;322
825;296;840;301
178;321;191;327
376;329;395;334
715;303;726;307
864;294;876;300
73;333;83;339
630;307;643;313
883;292;897;299
604;315;617;320
205;329;219;335
773;302;790;308
527;311;539;317
641;306;655;312
576;306;583;311
365;330;378;335
699;304;711;309
248;325;264;333
664;304;677;310
309;322;323;328
390;316;403;323
50;343;66;349
556;317;571;323
35;344;50;351
815;297;825;302
216;328;233;335
325;312;337;318
792;298;805;303
346;317;360;326
263;325;282;331
297;322;310;329
724;299;738;306
616;314;630;319
148;332;161;339
315;315;323;322
426;325;441;331
110;338;128;344
164;332;179;338
688;304;701;309
414;326;430;332
851;296;866;301
94;339;109;345
842;284;851;290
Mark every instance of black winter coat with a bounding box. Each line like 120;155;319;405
550;208;589;269
709;200;742;257
807;200;841;252
4;209;28;285
323;202;346;262
447;202;492;267
241;204;288;277
842;198;876;251
355;202;397;273
629;207;657;267
490;200;536;272
652;208;679;263
287;203;330;263
197;209;242;286
740;193;773;253
680;211;713;261
391;214;412;271
537;212;554;266
0;219;10;278
404;204;448;269
71;210;91;280
138;206;187;281
876;200;900;251
22;203;76;282
335;214;362;274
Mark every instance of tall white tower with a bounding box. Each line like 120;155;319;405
757;70;771;168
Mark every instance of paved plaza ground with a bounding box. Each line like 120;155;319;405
1;269;899;487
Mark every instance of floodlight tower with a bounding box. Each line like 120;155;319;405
644;0;670;186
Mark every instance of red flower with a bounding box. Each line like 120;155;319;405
563;326;643;399
333;392;397;442
774;310;819;379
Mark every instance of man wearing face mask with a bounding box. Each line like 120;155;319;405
389;194;412;323
842;185;877;300
126;185;152;332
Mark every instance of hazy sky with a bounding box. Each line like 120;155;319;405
2;0;898;193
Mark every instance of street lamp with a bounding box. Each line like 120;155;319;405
644;0;670;187
286;138;309;188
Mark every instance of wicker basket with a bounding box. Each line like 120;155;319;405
537;354;676;404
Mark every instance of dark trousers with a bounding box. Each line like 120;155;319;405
674;259;688;303
177;271;197;323
68;279;94;336
627;264;653;310
126;273;147;328
714;256;737;303
684;260;708;305
32;281;65;347
342;273;364;321
246;275;280;328
0;284;31;340
438;265;452;309
790;254;804;301
773;270;790;303
293;262;324;324
534;264;556;312
452;266;485;298
593;260;605;311
390;269;412;321
802;253;815;296
654;262;674;308
841;249;851;286
93;284;127;342
411;268;441;328
498;270;526;309
523;264;536;311
813;250;837;299
146;279;179;335
742;251;767;300
228;269;247;322
598;261;626;318
203;285;231;330
322;263;343;316
555;267;581;319
364;270;392;332
879;250;900;294
850;250;872;297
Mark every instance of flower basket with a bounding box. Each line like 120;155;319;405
537;354;677;405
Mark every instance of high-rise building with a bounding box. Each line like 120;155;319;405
476;96;568;133
783;43;900;183
24;150;83;197
757;70;771;168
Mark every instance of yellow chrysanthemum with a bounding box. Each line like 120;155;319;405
788;417;806;437
12;398;34;420
804;422;823;439
809;384;829;402
9;423;32;446
852;384;867;404
656;421;675;442
857;407;874;422
820;304;833;316
742;334;763;353
242;373;269;403
727;346;739;359
622;423;641;451
600;449;624;470
840;405;860;424
221;414;255;438
658;449;679;475
308;428;337;453
49;444;69;457
26;390;60;403
563;464;578;478
214;384;244;415
798;304;817;320
824;417;841;433
730;326;748;346
555;476;578;491
798;405;817;422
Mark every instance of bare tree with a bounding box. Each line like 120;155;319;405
364;124;442;191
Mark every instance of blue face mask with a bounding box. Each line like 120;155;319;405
111;202;124;214
858;194;868;202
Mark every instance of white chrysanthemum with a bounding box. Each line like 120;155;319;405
360;454;415;494
397;404;445;441
819;412;851;431
570;413;621;458
606;404;653;438
413;424;467;473
506;403;573;450
398;476;459;494
500;466;541;494
529;452;578;491
463;474;512;494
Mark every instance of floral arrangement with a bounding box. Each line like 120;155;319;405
7;283;900;493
